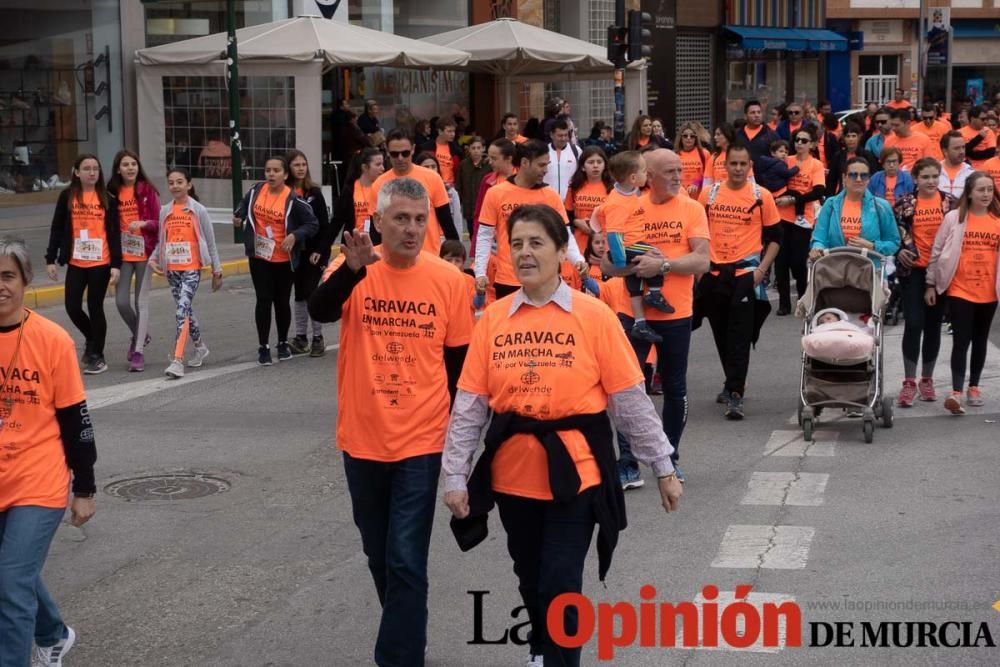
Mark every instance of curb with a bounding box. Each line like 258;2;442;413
25;258;251;310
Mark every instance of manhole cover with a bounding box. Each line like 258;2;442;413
104;473;231;501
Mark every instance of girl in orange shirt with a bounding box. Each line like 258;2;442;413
107;149;160;371
925;172;1000;414
149;169;222;378
565;146;612;251
703;122;736;191
674;122;710;197
43;154;121;374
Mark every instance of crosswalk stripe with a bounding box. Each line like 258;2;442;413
740;472;829;506
764;429;837;456
711;525;815;569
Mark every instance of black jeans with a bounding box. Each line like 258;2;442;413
775;221;810;310
948;296;998;392
64;264;111;357
617;316;691;469
342;452;441;667
701;271;756;395
292;259;322;303
900;267;943;378
496;489;596;667
248;257;294;346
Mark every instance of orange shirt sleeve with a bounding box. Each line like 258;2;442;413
424;170;451;209
594;305;644;393
445;268;474;346
479;187;499;227
545;188;570;223
456;306;492;395
759;189;780;227
564;187;576;214
51;326;86;408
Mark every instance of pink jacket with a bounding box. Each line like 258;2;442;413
925;209;1000;299
135;180;161;258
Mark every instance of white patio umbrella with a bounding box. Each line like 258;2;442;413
136;15;470;69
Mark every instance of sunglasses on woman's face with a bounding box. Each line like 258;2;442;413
681;133;696;139
794;137;811;144
788;110;802;116
846;171;871;181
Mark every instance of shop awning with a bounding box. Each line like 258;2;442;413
725;26;848;52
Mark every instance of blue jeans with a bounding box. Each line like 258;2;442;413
617;317;691;471
0;506;67;667
342;452;441;667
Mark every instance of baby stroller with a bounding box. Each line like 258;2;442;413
794;247;894;443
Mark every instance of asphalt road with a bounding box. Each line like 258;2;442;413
28;273;1000;667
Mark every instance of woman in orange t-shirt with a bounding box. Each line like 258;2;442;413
0;237;96;666
925;172;1000;414
674;122;710;197
703;122;736;191
43;154;121;374
107;149;160;371
442;204;681;666
564;146;612;251
234;156;319;365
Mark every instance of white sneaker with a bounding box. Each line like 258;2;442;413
33;626;75;666
525;653;544;666
187;343;209;367
165;359;185;378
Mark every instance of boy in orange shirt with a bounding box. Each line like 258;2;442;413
440;239;483;313
601;151;673;343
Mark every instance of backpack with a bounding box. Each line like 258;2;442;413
706;181;764;222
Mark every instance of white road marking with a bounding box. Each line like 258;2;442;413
87;345;339;410
764;430;837;456
711;525;815;569
677;590;798;652
740;472;829;506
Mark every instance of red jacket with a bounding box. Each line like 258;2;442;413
134;180;161;258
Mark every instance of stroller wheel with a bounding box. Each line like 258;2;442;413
802;417;814;442
863;418;874;443
881;395;894;428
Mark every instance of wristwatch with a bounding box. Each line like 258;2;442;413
659;259;672;275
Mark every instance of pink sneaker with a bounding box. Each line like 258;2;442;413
129;351;144;372
897;379;917;407
917;377;936;401
944;391;965;415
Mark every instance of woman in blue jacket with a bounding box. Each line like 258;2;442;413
811;157;901;262
867;147;913;208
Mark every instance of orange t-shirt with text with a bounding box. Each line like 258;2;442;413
370;165;451;254
777;156;825;226
353;181;376;233
839;198;863;241
69;191;110;268
435;143;456;186
336;253;473;461
0;312;87;511
960;126;998;170
117;185;146;262
910;121;949;160
252;186;291;263
596;188;645;246
637;192;710;321
911;196;945;269
479;180;569;287
884;175;897;208
458;290;643;500
163;203;202;272
948;213;1000;303
565;180;608;250
979;157;1000;195
679;148;708;192
698;181;780;270
884;132;932;171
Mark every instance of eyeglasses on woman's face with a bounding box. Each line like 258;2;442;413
846;171;871;181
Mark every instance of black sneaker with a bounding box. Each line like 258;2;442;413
725;391;745;420
309;335;326;357
630;321;663;343
258;345;273;366
643;291;676;314
276;342;292;361
83;355;107;375
288;335;310;355
716;388;729;404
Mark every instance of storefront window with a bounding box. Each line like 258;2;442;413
0;1;122;197
726;58;788;122
145;0;290;47
163;76;295;181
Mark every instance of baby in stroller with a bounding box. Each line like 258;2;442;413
802;307;875;365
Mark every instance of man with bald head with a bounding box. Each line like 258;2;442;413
604;149;710;484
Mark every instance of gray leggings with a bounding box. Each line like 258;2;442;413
115;260;152;353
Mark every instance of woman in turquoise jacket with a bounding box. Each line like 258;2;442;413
811;157;901;262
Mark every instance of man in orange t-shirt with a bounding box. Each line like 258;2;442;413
911;106;950;160
602;148;710;484
371;129;459;254
475;139;585;298
419;118;462;187
886;88;913;110
308;177;472;667
961;106;998;169
697;144;781;419
885;108;933;171
501;112;529;144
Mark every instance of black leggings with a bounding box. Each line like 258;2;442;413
901;267;943;378
249;258;294;346
774;220;810;309
64;264;111;357
292;260;322;302
948;296;997;392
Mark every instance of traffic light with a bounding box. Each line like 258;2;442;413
607;25;627;65
627;10;654;62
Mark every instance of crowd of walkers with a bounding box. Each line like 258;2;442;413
2;90;999;667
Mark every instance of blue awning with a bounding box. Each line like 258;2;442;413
725;26;848;52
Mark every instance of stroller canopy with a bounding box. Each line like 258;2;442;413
796;250;885;319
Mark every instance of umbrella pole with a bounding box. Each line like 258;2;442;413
227;0;244;243
504;77;512;114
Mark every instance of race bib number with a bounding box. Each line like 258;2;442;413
73;237;104;262
166;241;193;267
254;234;276;260
122;233;145;258
362;217;371;233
